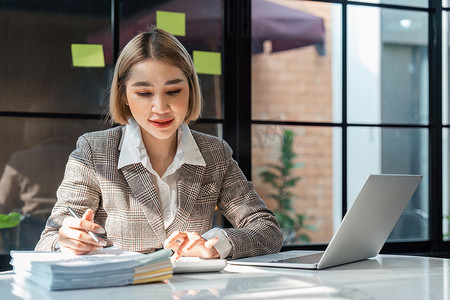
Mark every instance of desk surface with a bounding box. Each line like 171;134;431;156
0;254;449;299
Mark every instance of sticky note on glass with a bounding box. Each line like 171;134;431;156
193;51;222;75
71;44;105;67
156;11;186;37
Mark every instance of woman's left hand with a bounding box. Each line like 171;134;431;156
163;231;220;261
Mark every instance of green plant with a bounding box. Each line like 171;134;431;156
0;212;21;229
444;215;450;239
260;129;316;243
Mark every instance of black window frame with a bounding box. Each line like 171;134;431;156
242;0;450;257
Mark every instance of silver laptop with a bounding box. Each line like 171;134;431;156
228;174;422;270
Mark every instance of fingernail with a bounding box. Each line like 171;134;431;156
99;240;107;247
95;227;106;234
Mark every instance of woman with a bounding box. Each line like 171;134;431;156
35;27;283;260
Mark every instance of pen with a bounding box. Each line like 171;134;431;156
66;206;100;243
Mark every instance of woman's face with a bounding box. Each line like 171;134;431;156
125;59;190;141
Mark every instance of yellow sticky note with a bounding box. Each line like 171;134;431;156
193;51;222;75
156;11;186;37
71;44;105;67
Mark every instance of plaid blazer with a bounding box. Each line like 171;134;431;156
35;126;283;259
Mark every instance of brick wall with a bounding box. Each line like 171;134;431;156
251;1;334;243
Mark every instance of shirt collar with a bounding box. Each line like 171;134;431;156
117;118;149;169
118;119;205;173
176;123;206;167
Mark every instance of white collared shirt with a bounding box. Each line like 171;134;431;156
118;119;231;258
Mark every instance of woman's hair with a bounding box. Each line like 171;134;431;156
109;27;202;125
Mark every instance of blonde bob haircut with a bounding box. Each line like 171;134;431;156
109;27;203;125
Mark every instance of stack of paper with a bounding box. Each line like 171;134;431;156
10;247;173;291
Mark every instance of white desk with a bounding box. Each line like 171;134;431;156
0;254;448;299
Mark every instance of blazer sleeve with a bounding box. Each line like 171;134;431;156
218;140;283;259
34;135;102;251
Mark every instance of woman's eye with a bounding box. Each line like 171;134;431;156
136;92;152;97
167;89;181;96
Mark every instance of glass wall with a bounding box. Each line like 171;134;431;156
348;127;429;240
442;129;450;240
251;1;341;123
347;6;429;240
251;0;341;244
443;6;450;242
350;0;427;8
0;118;109;251
0;1;112;253
251;0;433;245
0;0;224;254
252;125;341;244
0;1;112;114
347;6;428;125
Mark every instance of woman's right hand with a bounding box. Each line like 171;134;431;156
58;209;107;255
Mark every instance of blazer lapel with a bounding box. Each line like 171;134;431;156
167;164;205;234
121;163;166;246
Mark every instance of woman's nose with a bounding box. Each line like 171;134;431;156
152;94;170;113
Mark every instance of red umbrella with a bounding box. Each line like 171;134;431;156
88;0;325;63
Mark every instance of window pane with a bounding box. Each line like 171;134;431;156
0;117;109;253
190;122;222;139
347;6;428;124
251;1;341;123
350;0;427;8
119;0;223;120
251;125;342;244
348;127;429;241
443;128;450;241
0;1;111;114
444;11;450;125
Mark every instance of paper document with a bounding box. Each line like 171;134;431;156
10;247;173;291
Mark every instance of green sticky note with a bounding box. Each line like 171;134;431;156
71;44;105;67
156;11;186;37
193;51;222;75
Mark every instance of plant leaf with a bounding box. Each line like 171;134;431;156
285;177;300;187
297;234;311;243
260;171;278;187
305;224;318;231
274;211;295;231
293;162;305;168
0;212;22;229
267;164;286;175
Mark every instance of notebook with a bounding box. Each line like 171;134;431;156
228;174;422;270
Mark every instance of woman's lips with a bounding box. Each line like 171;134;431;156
149;118;174;129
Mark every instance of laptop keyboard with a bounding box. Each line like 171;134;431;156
272;252;324;264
